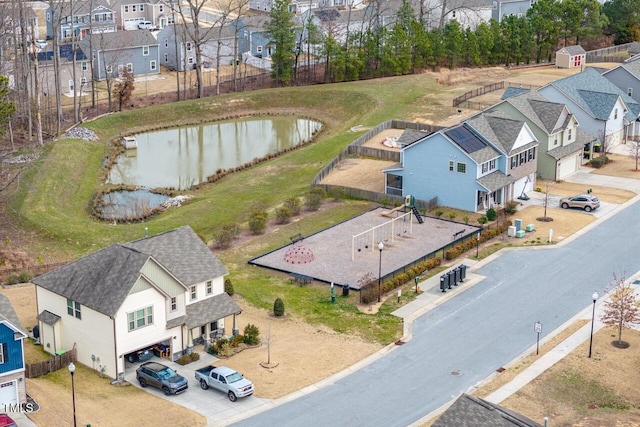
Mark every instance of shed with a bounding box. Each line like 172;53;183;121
556;45;586;69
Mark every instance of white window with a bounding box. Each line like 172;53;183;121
0;345;4;364
482;163;488;173
80;77;87;84
168;16;174;24
81;61;87;71
128;306;153;331
106;65;113;73
489;159;496;170
186;42;192;51
150;60;156;70
628;88;633;97
124;5;129;13
140;4;144;11
47;12;51;22
69;79;74;92
493;1;497;9
568;128;572;141
164;53;168;62
164;38;168;48
190;285;197;300
511;156;517;169
188;57;194;64
257;45;263;53
206;281;212;295
244;30;248;39
457;162;466;173
67;298;81;319
449;160;454;172
170;297;177;311
160;4;164;12
132;5;137;12
143;46;149;56
127;63;133;72
554;136;558;146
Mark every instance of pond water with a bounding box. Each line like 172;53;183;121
107;117;322;190
99;190;170;220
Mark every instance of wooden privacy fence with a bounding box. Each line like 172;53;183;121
26;345;77;379
452;81;541;108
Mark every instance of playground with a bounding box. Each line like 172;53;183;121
249;206;481;289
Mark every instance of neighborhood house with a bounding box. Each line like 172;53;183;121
32;226;241;380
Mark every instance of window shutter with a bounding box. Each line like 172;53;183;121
1;343;7;364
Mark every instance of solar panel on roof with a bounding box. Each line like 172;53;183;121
444;125;486;153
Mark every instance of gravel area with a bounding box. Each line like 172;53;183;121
64;127;98;141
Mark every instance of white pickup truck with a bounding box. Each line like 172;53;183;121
194;365;254;401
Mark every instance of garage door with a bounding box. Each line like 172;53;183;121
0;381;17;407
557;154;579;180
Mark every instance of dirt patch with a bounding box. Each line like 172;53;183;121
216;296;381;399
320;158;396;192
592;153;640;180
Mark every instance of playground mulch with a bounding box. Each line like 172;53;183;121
249;207;481;289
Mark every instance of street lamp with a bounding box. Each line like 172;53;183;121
588;291;598;358
377;242;384;303
68;362;77;427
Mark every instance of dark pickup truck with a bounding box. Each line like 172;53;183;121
195;365;254;402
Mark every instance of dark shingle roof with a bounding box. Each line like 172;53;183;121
560;45;585;56
33;226;227;317
432;394;543;427
468;114;533;154
184;293;241;329
477;170;516;192
125;226;228;286
502;87;530;100
397;129;429;147
87;29;158;50
37;310;61;326
501;91;569;134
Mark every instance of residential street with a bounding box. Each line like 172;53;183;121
230;191;640;426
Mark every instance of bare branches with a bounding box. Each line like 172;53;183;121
601;272;640;346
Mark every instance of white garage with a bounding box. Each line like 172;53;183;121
557;153;581;180
0;380;18;407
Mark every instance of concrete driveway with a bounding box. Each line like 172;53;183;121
124;352;269;424
518;190;617;219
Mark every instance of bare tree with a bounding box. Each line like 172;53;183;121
114;68;135;112
538;181;554;222
627;138;640;171
601;273;640;347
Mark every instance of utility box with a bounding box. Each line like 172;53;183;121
508;226;516;237
342;284;349;296
516;230;526;238
526;224;535;232
447;270;456;288
440;274;448;292
514;219;523;231
459;264;467;281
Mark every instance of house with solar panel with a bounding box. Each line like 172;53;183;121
485;90;593;180
538;67;640;154
383;113;538;212
32;226;241;380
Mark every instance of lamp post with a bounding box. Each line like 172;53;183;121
377;242;384;303
588;291;598;358
68;362;77;426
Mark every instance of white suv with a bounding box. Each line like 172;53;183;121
138;21;156;30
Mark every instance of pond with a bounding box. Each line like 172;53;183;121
107;117;322;190
98;190;170;220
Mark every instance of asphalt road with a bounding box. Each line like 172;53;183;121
232;199;640;427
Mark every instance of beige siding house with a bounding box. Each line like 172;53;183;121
33;226;240;380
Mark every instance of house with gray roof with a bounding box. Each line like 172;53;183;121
539;67;640;153
0;294;28;410
602;60;640;104
432;393;543;427
383;113;538;212
46;0;117;42
80;29;160;81
32;226;240;380
487;90;592;180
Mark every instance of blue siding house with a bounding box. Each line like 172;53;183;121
0;294;27;409
80;30;160;81
384;113;538;212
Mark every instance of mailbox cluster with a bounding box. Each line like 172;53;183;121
440;264;467;292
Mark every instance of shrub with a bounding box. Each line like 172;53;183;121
275;206;293;224
590;156;609;169
463;215;470;224
435;210;444;217
273;297;285;316
244;324;260;345
17;271;32;283
230;334;244;347
535;187;542;192
248;214;267;234
224;278;235;296
5;274;19;285
223;222;241;237
486;208;497;221
176;354;191;365
504;201;518;215
214;228;234;249
190;352;200;362
305;188;326;211
449;212;457;220
477;216;488;224
283;197;301;215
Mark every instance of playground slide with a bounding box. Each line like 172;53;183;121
381;204;407;217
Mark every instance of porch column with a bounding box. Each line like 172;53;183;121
232;314;239;336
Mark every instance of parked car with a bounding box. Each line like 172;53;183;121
136;362;188;395
125;347;154;363
34;40;47;49
195;365;254;401
138;21;156;30
559;194;600;212
0;414;16;427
